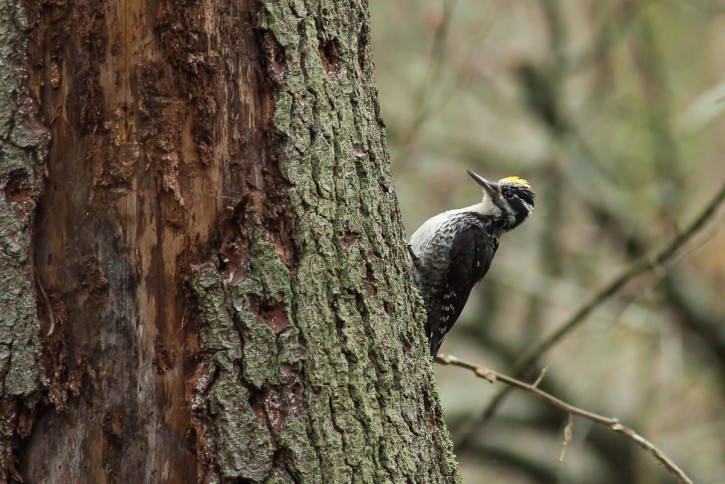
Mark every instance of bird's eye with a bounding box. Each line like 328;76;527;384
504;191;515;200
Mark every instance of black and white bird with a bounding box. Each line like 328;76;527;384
408;170;535;356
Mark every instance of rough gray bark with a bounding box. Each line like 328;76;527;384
0;1;46;480
1;0;460;482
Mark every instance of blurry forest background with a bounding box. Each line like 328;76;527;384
370;1;725;482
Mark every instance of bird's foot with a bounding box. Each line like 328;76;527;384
402;240;419;262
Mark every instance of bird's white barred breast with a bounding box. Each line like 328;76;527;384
409;204;489;255
408;210;491;296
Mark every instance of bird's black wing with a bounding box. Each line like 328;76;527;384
428;223;498;356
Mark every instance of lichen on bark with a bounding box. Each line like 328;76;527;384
190;0;460;481
0;0;46;479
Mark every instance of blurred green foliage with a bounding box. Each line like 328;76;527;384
371;1;725;482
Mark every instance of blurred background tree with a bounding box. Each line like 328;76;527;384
370;0;725;482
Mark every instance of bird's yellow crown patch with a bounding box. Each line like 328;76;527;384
500;176;530;187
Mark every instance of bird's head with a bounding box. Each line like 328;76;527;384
467;170;535;231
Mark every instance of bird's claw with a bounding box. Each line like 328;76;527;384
402;241;419;262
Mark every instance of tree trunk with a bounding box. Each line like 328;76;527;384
1;0;460;482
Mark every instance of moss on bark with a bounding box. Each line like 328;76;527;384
190;0;460;481
0;1;46;479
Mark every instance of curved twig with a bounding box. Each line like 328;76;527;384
437;353;694;484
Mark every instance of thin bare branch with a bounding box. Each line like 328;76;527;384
532;363;550;388
436;353;694;484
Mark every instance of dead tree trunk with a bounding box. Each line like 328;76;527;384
1;0;459;482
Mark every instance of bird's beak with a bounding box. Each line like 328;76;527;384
467;170;498;197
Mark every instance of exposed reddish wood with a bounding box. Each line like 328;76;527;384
21;0;274;481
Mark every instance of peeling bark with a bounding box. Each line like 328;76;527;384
2;0;459;482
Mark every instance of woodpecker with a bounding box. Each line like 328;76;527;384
408;170;535;356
